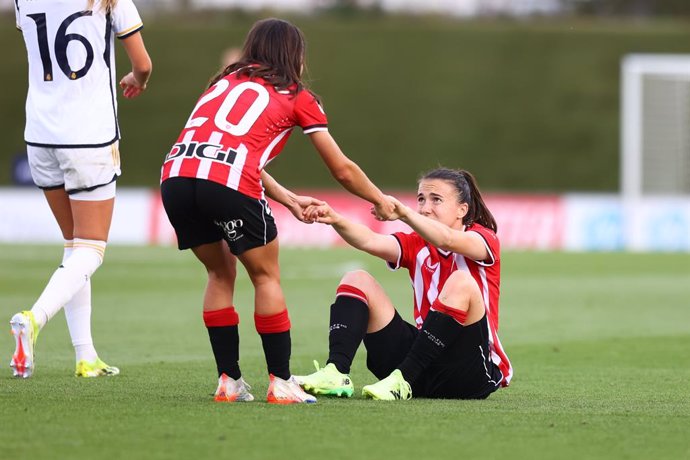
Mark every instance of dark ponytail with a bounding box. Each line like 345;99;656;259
420;168;497;232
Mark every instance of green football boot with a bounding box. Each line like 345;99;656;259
294;361;354;398
362;370;412;401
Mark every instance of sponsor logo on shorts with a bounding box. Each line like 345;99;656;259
215;219;244;241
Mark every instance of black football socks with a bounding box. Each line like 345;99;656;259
204;307;241;379
326;293;369;374
255;310;292;380
397;310;463;383
206;325;241;379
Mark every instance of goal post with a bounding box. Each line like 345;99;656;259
621;54;690;199
620;54;690;251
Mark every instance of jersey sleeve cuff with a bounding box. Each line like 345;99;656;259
470;231;496;266
302;124;328;134
117;23;143;39
385;234;403;271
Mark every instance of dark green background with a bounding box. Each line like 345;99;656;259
2;13;690;192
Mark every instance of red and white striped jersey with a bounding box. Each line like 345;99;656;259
160;70;328;199
388;223;513;386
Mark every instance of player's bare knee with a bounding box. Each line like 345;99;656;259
438;271;479;305
211;259;237;281
339;270;375;288
338;270;378;302
208;267;236;286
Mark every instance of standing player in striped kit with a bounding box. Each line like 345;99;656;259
297;168;512;400
10;0;152;378
160;18;395;404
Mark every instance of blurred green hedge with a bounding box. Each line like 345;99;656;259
3;14;690;192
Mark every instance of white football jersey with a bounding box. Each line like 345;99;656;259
15;0;143;147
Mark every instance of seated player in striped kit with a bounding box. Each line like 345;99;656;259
296;168;513;400
10;0;152;378
159;18;395;404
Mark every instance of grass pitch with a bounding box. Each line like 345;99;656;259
1;245;688;459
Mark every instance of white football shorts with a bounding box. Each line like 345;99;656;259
27;142;121;195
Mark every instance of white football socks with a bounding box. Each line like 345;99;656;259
31;239;106;347
61;241;99;363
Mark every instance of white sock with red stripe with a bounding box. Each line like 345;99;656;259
61;241;99;363
31;239;106;330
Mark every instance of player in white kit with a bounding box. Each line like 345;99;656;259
10;0;152;378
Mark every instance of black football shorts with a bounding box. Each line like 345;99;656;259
161;177;277;255
364;311;502;399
